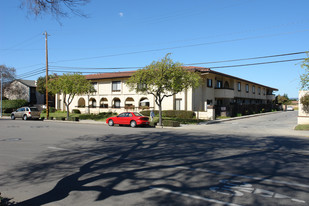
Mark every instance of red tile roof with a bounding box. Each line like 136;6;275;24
85;66;277;91
85;66;209;80
85;71;136;80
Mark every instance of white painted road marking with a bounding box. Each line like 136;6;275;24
150;187;243;206
210;179;306;204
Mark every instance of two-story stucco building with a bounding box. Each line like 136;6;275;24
55;67;278;120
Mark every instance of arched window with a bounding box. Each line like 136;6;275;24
100;97;108;108
224;81;230;89
89;98;97;108
125;97;135;109
112;98;121;108
139;97;149;108
78;98;85;108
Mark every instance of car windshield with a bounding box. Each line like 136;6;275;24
30;107;39;111
134;112;143;116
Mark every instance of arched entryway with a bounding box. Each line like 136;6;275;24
78;98;85;108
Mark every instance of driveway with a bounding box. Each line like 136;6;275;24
181;111;309;137
0;111;309;206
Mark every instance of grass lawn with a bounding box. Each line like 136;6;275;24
294;124;309;131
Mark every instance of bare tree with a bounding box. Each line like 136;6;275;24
0;65;16;88
20;0;90;18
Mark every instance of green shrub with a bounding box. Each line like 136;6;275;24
140;110;159;116
2;99;28;111
49;107;56;113
79;112;115;120
68;117;79;121
55;117;65;120
140;110;195;119
72;109;81;114
162;120;180;127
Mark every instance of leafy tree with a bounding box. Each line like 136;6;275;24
126;54;201;126
277;93;290;105
36;74;57;95
300;54;309;90
48;73;94;119
20;0;90;19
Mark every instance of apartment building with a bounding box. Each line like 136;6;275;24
55;67;278;120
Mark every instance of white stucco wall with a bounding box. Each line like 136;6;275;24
298;91;309;124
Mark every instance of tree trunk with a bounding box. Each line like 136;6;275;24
158;103;162;127
66;104;70;120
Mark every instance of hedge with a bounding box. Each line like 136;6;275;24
79;112;115;120
162;120;180;127
2;99;28;113
140;110;195;119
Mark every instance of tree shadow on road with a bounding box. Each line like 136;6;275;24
1;132;309;205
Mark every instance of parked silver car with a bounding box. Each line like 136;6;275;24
11;107;41;120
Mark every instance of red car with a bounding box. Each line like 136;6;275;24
106;112;149;127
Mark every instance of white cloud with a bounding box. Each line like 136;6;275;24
119;12;124;17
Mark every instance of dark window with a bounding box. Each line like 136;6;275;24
112;81;121;92
252;86;255;94
216;80;222;88
114;100;121;108
175;99;182;110
237;82;241;91
258;87;261;95
246;84;249;93
207;79;212;87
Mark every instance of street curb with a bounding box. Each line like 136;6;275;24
43;119;107;125
203;111;283;125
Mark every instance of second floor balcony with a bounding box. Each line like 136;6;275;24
214;87;235;99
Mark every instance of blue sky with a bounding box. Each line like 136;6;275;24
1;0;309;98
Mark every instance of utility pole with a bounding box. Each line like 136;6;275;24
44;31;49;119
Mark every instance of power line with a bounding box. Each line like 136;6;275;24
49;65;142;70
16;67;45;79
50;29;309;63
0;33;42;54
15;70;46;79
185;51;308;65
49;51;308;70
209;58;305;69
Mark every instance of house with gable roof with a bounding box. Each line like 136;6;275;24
4;79;44;105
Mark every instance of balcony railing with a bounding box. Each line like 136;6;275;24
214;88;235;99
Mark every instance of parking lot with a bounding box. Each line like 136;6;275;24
1;111;309;205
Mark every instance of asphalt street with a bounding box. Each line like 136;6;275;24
0;111;309;206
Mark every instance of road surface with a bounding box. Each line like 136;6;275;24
0;111;309;205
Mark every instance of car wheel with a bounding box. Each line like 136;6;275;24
11;115;15;120
130;120;137;128
23;115;27;120
108;119;114;126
